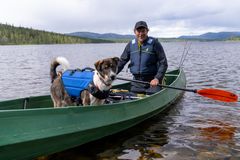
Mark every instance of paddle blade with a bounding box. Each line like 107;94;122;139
197;88;238;102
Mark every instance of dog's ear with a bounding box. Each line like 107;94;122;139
94;60;103;72
112;57;120;64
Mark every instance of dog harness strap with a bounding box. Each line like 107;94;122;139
88;82;110;99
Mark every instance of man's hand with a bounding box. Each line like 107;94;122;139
150;78;159;87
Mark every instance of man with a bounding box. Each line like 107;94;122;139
117;21;168;94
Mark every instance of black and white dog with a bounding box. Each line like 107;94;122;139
50;56;119;107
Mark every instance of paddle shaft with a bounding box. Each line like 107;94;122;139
116;77;197;93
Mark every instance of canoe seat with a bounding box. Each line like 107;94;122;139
165;74;178;77
107;89;145;103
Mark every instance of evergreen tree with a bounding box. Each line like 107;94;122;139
0;23;112;45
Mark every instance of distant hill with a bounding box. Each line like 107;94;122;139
0;23;112;45
178;32;240;40
2;23;239;45
68;32;135;40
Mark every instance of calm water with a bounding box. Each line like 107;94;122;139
0;42;240;159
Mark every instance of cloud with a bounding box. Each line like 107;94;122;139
0;0;240;37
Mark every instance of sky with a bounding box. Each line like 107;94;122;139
0;0;240;38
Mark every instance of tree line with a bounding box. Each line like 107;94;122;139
0;23;112;45
228;36;240;41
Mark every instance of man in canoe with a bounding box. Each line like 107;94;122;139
117;21;168;94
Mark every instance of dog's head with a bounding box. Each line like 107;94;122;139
94;57;120;85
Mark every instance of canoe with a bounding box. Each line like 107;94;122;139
0;68;186;160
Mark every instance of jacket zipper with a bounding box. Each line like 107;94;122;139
139;44;142;75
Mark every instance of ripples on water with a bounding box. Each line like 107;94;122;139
0;42;240;159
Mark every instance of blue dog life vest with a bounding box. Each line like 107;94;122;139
62;69;94;97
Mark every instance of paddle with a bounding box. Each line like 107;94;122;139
116;77;238;102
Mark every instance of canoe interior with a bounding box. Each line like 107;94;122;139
0;69;180;110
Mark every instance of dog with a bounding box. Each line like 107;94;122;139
50;56;119;107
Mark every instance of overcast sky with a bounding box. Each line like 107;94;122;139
0;0;239;37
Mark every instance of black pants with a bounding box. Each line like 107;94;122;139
131;75;162;95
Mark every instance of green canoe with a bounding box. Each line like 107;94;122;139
0;68;186;160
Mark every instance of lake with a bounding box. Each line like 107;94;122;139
0;42;240;159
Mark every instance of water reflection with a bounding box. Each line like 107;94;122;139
193;119;239;159
115;115;170;160
197;119;236;141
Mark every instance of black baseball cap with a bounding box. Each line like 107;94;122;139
134;21;148;30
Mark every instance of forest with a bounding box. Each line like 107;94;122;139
0;23;111;45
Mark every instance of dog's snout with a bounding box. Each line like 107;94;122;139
110;75;116;81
